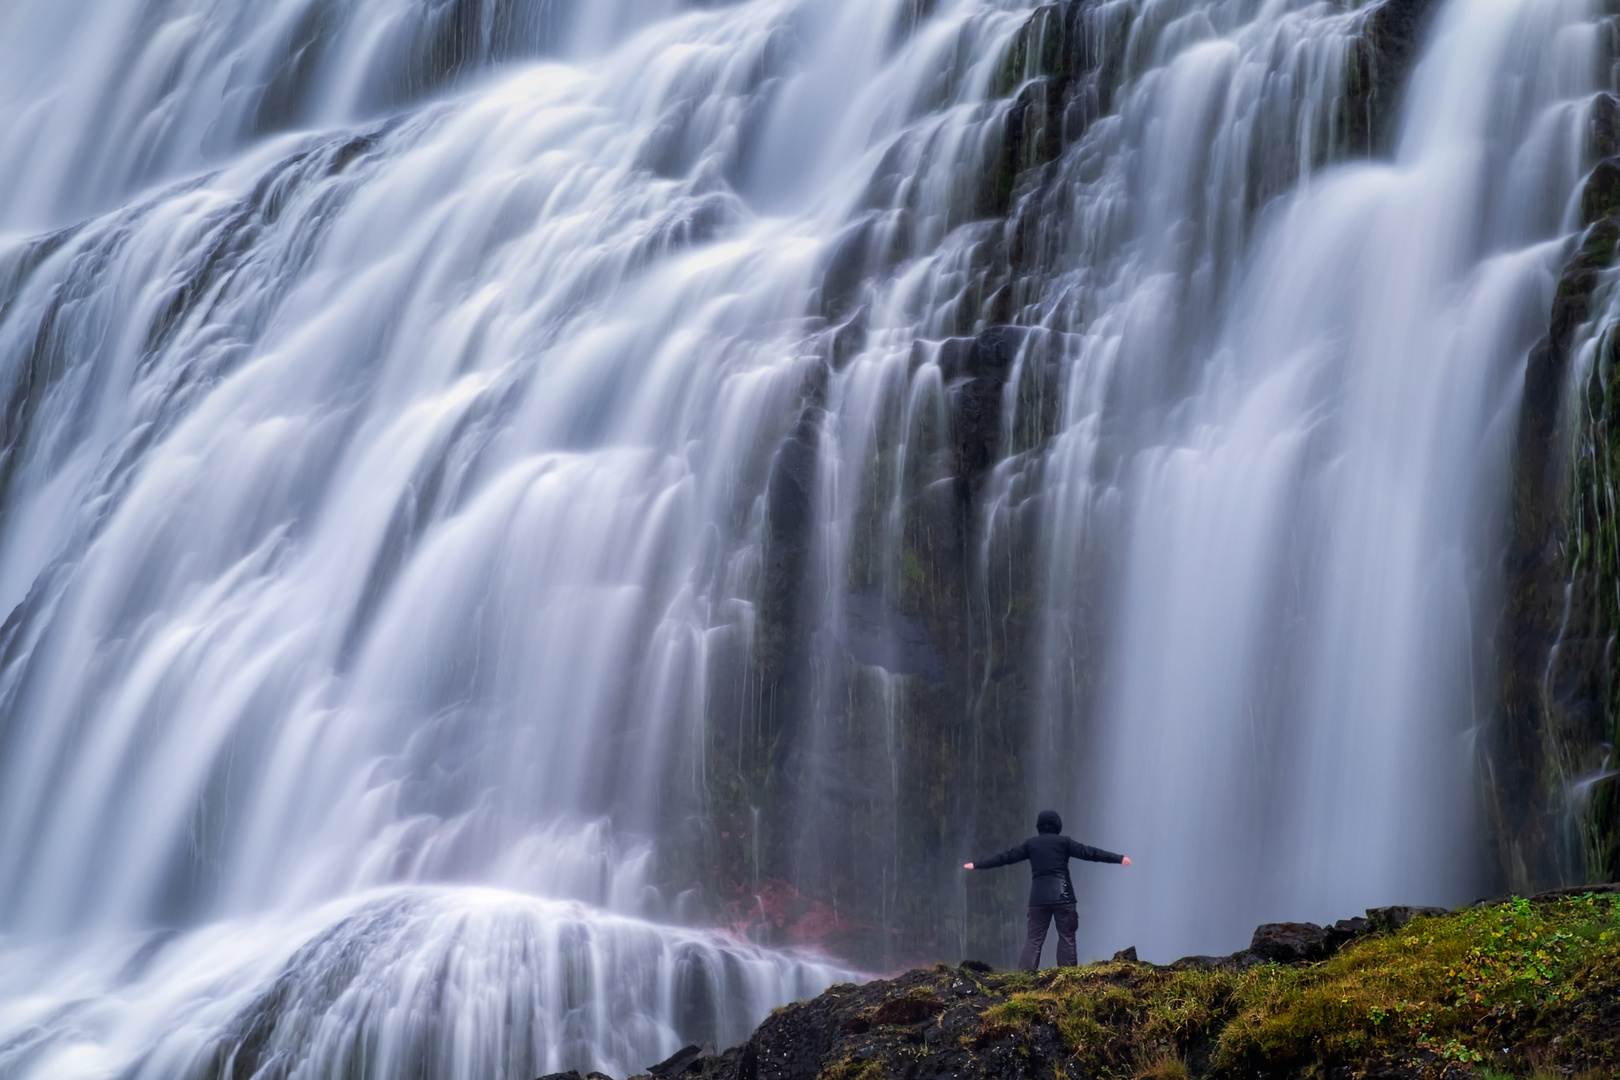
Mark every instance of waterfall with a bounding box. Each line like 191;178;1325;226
0;0;1613;1074
1041;0;1608;961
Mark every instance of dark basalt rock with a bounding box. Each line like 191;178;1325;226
1324;915;1372;951
1348;0;1443;157
1366;905;1446;932
938;326;1032;486
1111;945;1138;962
758;408;821;690
683;971;1063;1080
1248;921;1332;964
1592;93;1620;161
1583;159;1620;227
1493;153;1620;895
818;217;878;322
869;995;947;1026
1166;911;1386;971
1170;953;1234;971
648;1044;717;1077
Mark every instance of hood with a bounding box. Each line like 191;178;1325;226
1036;810;1062;834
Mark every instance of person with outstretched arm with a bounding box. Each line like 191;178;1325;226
963;810;1130;972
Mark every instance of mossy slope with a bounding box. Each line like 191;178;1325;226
662;894;1620;1080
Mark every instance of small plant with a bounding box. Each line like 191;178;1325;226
1134;1050;1189;1080
980;991;1046;1031
817;1058;885;1080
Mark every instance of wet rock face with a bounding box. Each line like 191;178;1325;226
1495;147;1620;893
938;326;1030;486
647;1044;717;1077
1343;0;1443;157
712;0;1477;973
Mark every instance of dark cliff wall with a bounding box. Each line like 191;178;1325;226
1494;119;1620;894
690;0;1455;973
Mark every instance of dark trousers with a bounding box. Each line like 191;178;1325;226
1020;903;1079;971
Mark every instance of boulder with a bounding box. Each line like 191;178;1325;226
1324;916;1371;952
1169;954;1232;971
1366;905;1447;932
1111;946;1138;963
647;1044;716;1078
1248;922;1331;964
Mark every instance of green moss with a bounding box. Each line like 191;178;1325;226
1221;897;1620;1071
973;897;1620;1077
982;991;1046;1030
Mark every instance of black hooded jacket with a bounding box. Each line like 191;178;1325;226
973;811;1123;906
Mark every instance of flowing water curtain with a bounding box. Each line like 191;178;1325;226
1018;0;1379;899
0;0;1078;1075
777;0;1416;967
0;0;1022;934
1036;0;1618;963
0;0;687;229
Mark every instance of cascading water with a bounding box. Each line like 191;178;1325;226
0;0;1614;1075
1038;0;1612;961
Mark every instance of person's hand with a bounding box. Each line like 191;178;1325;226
1122;857;1131;866
963;862;974;870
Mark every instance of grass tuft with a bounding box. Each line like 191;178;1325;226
1135;1050;1190;1080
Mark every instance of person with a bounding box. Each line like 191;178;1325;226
963;810;1130;972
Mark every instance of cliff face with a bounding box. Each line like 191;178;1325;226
1494;116;1620;895
697;0;1449;971
693;0;1620;973
594;892;1620;1080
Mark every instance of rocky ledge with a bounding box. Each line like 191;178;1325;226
548;890;1620;1080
